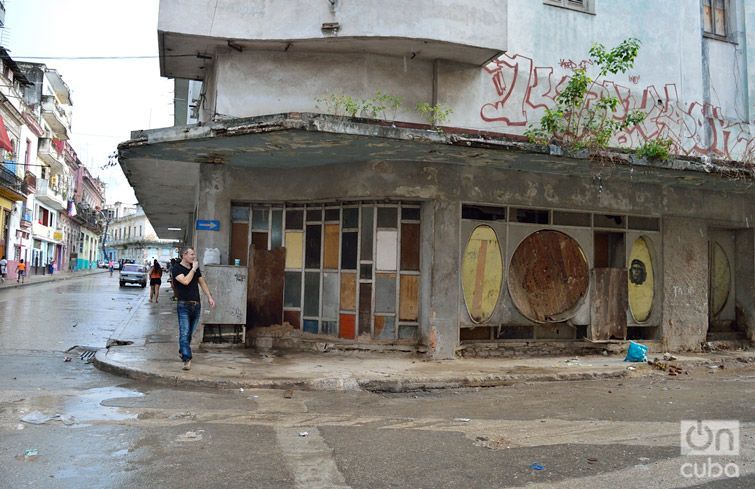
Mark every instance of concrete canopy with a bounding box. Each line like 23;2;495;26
118;113;755;241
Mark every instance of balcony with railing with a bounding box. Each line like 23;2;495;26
24;171;36;193
41;95;70;139
36;177;67;210
20;205;32;229
38;138;67;173
0;163;27;201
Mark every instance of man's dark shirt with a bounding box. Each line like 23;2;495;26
171;263;202;302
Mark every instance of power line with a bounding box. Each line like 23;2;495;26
11;54;204;61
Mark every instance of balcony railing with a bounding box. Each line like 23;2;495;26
24;171;36;193
0;164;27;197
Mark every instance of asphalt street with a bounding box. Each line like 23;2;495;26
0;273;753;488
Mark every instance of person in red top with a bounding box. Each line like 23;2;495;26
149;259;163;303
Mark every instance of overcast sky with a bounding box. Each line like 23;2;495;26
4;0;174;204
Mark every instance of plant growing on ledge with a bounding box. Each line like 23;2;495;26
361;91;402;121
416;102;453;127
315;93;360;117
636;137;674;161
525;38;646;152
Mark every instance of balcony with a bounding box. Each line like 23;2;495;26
41;95;70;139
158;0;506;79
36;178;67;211
0;163;27;201
38;138;66;173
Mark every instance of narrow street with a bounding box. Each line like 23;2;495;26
0;273;752;488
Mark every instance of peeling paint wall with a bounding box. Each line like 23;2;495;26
661;217;709;351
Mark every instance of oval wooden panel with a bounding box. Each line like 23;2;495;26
710;241;731;317
461;225;503;324
628;237;654;322
508;230;589;323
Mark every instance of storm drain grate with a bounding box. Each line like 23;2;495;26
65;345;99;363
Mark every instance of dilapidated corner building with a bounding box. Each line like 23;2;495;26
119;0;755;358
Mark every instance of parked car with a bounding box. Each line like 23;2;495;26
119;264;147;288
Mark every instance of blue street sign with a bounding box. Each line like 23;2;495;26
196;219;221;231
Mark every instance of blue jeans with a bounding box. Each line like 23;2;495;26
177;301;201;361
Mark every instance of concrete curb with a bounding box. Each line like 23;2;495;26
95;347;636;392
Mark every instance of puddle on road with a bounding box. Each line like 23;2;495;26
63;386;144;424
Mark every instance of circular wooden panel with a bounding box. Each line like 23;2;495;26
628;237;655;322
461;225;503;324
508;230;589;323
710;241;731;317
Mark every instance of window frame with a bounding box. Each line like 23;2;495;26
702;0;734;42
543;0;595;14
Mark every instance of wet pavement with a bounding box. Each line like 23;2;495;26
1;273;754;487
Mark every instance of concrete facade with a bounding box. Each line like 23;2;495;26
120;1;755;358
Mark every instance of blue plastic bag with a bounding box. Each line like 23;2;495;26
624;341;648;362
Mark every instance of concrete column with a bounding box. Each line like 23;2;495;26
661;217;708;351
195;165;231;265
735;228;755;341
421;200;461;359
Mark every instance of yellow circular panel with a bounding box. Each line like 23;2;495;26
628;237;654;322
711;242;731;317
461;225;503;324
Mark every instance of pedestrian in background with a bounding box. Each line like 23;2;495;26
0;256;7;283
17;259;25;283
172;247;215;371
149;259;162;303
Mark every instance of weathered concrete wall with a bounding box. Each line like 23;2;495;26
424;201;461;359
214;50;433;124
735;229;755;341
661;217;708;351
159;0;506;57
195;165;231;266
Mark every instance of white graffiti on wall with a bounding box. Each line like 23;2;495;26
480;53;755;161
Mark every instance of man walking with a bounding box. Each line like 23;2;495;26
171;247;215;370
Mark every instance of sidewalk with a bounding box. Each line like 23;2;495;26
0;267;106;290
94;287;755;392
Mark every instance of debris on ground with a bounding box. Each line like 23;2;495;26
453;418;471;423
63;356;72;362
284;389;294;399
662;352;677;361
587;458;598;464
176;430;204;442
298;431;309;437
529;463;545;471
18;448;39;461
626;366;637;371
20;411;77;426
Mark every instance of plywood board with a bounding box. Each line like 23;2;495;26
628;237;654;322
284;231;303;269
399;274;419;321
283;310;301;329
340;272;357;310
461;225;502;324
247;247;285;328
400;223;420;271
323;223;340;269
339;313;356;339
231;222;249;267
252;232;268;251
508;230;589;323
376;230;398;271
590;268;628;341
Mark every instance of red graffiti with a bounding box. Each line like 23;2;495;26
481;54;754;161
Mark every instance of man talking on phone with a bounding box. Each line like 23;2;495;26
172;247;216;371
